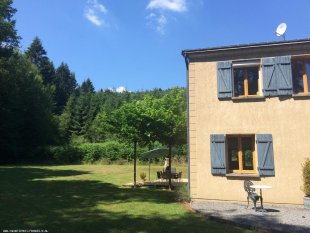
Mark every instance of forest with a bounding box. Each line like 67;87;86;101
0;0;187;165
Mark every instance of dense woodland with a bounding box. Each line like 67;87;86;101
0;0;187;164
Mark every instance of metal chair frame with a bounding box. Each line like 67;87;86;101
244;180;263;211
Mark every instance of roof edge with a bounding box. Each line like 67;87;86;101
182;38;310;57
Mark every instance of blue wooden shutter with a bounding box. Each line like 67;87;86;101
256;134;275;176
217;61;232;99
210;134;226;175
276;56;293;96
262;58;278;96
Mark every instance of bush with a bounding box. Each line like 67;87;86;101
175;184;190;202
140;172;146;181
78;141;133;163
32;145;83;164
302;158;310;196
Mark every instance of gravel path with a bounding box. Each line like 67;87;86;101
191;200;310;233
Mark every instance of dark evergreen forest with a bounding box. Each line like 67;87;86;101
0;0;187;164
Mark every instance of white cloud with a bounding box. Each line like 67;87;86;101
116;86;127;93
147;13;167;35
108;86;128;93
146;0;187;35
147;0;187;13
157;15;167;32
84;0;107;27
85;9;103;26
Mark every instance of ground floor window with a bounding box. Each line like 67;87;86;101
226;135;256;173
211;134;274;176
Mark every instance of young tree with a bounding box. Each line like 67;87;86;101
150;88;187;189
111;101;151;187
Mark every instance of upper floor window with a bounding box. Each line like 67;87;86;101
292;58;310;94
233;66;259;97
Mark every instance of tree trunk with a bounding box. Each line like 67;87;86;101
168;143;172;190
134;140;137;188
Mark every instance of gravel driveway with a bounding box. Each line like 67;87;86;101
191;200;310;233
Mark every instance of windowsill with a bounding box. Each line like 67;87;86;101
232;96;265;100
226;173;260;178
292;93;310;98
232;96;264;99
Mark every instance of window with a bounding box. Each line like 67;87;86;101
233;65;260;97
210;134;275;176
292;58;310;94
226;135;256;173
217;56;294;99
217;61;262;99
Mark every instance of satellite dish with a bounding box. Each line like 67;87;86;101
275;23;287;40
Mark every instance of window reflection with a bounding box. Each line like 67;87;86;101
292;61;304;94
228;137;239;170
242;137;254;170
306;62;310;92
233;66;259;97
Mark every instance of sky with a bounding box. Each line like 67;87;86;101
13;0;310;91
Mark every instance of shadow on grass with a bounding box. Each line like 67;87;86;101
0;167;250;233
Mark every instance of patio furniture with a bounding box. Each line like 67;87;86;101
250;184;272;212
162;171;170;179
244;180;263;211
177;171;182;181
157;171;163;181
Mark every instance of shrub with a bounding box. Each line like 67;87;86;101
32;145;83;164
175;184;190;202
78;141;132;163
302;158;310;196
140;172;146;181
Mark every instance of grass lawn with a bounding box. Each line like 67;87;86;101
0;164;254;233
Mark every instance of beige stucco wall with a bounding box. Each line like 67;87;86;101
188;61;310;205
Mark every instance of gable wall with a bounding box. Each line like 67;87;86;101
188;61;310;204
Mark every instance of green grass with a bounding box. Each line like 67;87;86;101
0;165;254;233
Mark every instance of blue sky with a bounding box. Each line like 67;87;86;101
13;0;310;91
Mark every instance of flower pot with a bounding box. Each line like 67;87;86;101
304;196;310;209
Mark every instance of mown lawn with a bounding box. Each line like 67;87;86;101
0;165;254;233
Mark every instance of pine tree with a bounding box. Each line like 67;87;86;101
59;78;97;140
80;78;95;94
26;37;56;85
0;0;20;53
54;62;77;113
0;54;58;163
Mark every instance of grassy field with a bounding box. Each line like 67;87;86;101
0;164;254;233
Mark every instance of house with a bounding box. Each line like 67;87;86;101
182;39;310;205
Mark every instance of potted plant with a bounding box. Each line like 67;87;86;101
140;172;146;183
302;158;310;209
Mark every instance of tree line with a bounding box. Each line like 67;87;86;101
0;0;187;165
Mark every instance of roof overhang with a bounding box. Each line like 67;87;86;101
182;38;310;62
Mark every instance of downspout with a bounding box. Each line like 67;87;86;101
183;54;191;200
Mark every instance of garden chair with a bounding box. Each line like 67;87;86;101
162;171;170;180
244;180;263;211
157;171;163;181
177;171;182;182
